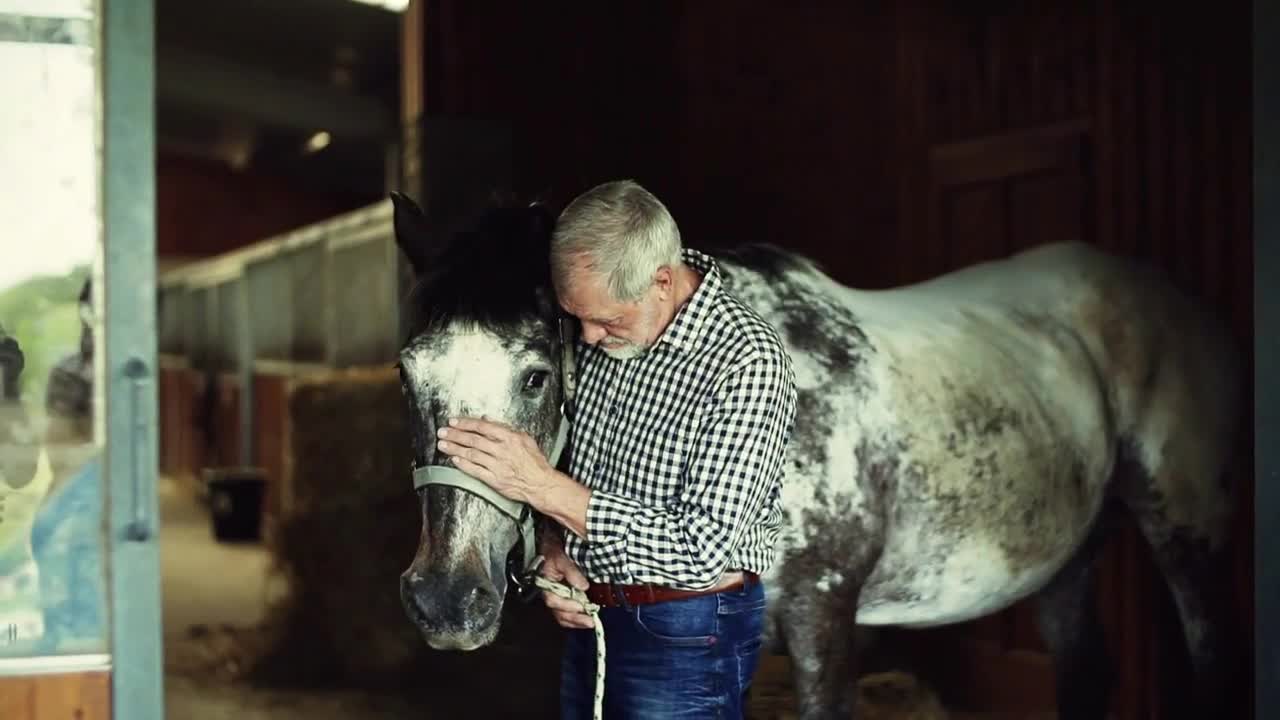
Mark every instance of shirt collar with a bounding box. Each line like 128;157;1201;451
654;248;720;353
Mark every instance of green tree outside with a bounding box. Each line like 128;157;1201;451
0;265;90;418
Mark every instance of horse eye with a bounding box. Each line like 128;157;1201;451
523;370;549;392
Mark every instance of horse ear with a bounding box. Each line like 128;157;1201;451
389;191;435;276
529;203;558;318
534;284;558;319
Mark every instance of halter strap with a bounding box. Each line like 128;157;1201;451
412;412;571;574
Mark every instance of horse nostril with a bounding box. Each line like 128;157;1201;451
401;572;500;633
459;585;499;624
401;575;430;624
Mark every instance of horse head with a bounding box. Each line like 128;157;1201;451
390;191;573;651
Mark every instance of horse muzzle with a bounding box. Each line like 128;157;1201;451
400;568;503;650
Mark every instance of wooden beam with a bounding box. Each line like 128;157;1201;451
156;48;394;141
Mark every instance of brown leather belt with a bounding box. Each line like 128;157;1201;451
586;571;760;608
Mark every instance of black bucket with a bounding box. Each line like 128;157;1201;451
204;467;266;542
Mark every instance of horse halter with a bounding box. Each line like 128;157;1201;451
410;315;579;598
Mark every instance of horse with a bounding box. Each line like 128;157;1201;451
388;191;1244;719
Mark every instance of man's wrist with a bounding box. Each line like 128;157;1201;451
529;468;591;540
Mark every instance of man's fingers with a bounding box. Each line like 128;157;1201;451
539;562;566;583
562;564;590;592
542;550;590;591
552;610;595;630
543;594;597;629
446;417;511;441
449;455;495;482
437;428;503;456
543;592;587;615
542;585;597;631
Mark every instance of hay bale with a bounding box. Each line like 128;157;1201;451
749;655;949;719
249;365;426;686
278;366;409;514
855;671;949;720
166;623;277;682
242;365;568;708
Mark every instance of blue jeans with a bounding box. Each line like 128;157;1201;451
559;578;767;719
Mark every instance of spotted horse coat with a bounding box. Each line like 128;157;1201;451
714;241;1244;719
388;193;1244;720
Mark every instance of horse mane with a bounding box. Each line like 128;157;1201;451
714;241;827;279
403;200;558;336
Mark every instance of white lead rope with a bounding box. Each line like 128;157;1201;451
533;576;605;720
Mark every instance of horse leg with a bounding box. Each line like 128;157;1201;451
1033;505;1114;720
778;582;863;720
1116;447;1245;719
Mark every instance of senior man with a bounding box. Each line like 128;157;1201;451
435;179;797;718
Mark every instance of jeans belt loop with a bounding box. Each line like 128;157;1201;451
611;583;631;611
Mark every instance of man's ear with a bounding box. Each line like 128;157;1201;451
653;264;675;300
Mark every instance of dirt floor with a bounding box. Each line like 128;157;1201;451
165;631;1056;719
159;476;1059;718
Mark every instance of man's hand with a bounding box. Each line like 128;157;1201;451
437;416;592;539
539;540;595;630
435;417;556;505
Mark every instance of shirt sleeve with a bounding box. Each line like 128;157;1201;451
582;348;797;590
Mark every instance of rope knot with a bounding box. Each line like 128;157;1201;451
533;576;606;720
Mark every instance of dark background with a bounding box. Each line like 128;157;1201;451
1252;0;1277;715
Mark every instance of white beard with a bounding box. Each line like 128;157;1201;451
601;341;648;360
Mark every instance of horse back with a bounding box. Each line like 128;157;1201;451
715;240;1240;623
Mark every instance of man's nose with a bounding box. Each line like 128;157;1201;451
580;322;607;345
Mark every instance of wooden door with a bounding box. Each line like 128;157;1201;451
0;0;164;715
887;2;1156;716
886;0;1252;716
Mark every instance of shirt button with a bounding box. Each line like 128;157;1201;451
608;404;618;416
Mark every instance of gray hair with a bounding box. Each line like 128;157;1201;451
551;180;682;302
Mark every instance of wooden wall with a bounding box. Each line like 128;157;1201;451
156;152;375;260
0;672;110;719
410;0;1253;715
888;2;1252;715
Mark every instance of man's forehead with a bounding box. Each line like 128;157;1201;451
559;273;611;308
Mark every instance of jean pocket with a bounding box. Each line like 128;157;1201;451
631;597;718;647
716;582;767;616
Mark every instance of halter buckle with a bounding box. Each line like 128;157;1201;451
509;554;545;603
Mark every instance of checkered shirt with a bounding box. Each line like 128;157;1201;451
562;248;797;591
